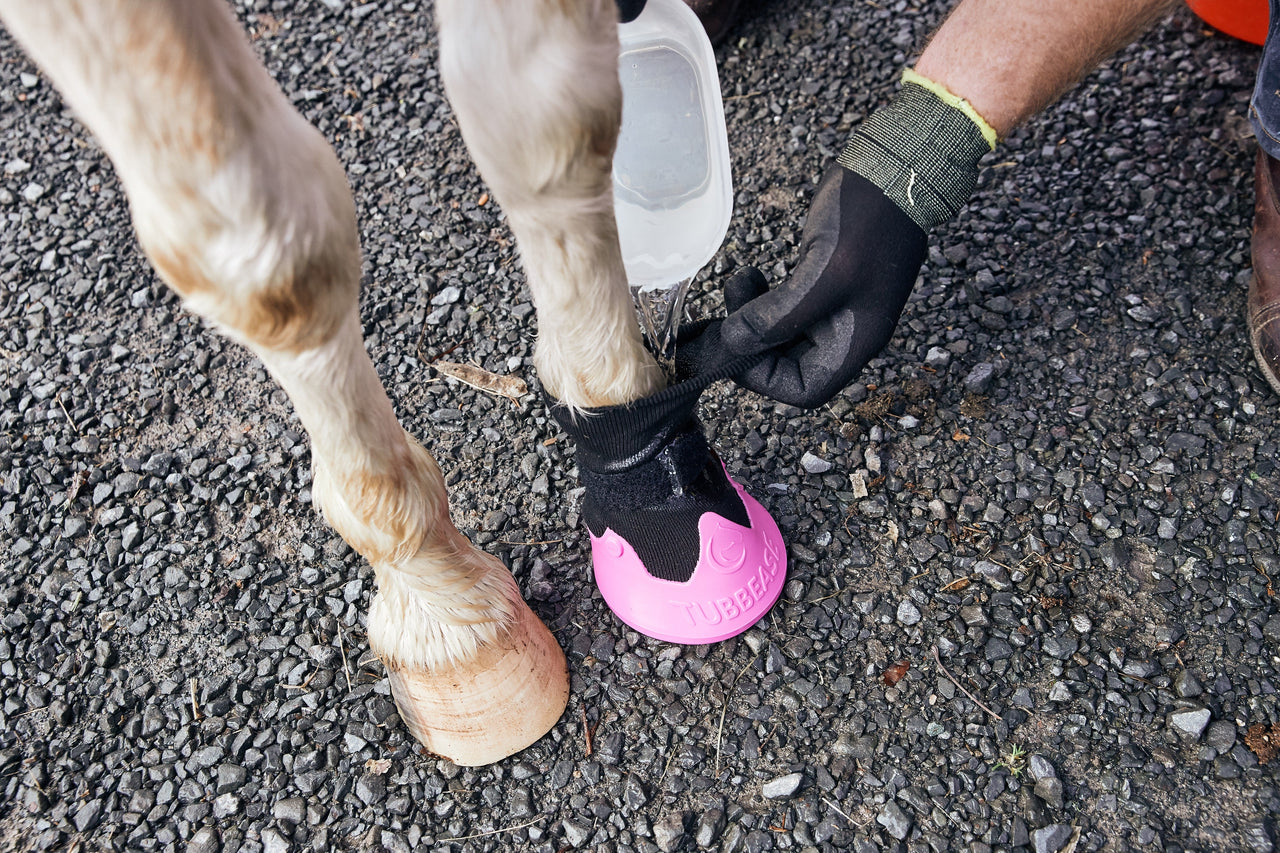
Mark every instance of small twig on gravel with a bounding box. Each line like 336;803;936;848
438;817;546;843
431;360;528;406
1257;562;1275;597
657;747;677;787
714;651;761;776
809;586;848;604
190;678;200;721
496;538;563;546
931;799;964;827
281;670;317;691
759;720;781;751
931;646;1003;722
56;392;81;436
337;623;353;692
581;704;593;758
822;797;868;828
939;576;973;593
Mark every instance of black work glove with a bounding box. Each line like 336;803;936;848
719;73;995;408
616;0;646;23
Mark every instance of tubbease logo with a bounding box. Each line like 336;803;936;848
673;532;784;626
703;519;748;574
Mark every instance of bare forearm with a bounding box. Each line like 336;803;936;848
914;0;1180;137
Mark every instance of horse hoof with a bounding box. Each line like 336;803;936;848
384;600;569;766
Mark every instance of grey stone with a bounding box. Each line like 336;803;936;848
1034;777;1065;809
877;800;912;840
212;793;240;819
897;600;921;626
273;797;305;825
653;811;687;852
964;362;996;393
1174;670;1203;698
1042;635;1078;660
73;800;102;833
762;772;804;799
188;827;220;853
1168;706;1212;740
801;451;833;474
1034;824;1076;853
261;829;289;853
974;560;1011;589
561;819;590;848
121;522;142;551
356;774;387;805
694;808;726;847
624;773;650;810
113;471;141;496
216;763;246;794
1206;720;1237;752
985;637;1013;661
1121;658;1158;679
189;745;223;770
1028;755;1057;782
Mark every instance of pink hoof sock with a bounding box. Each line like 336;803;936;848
549;348;787;644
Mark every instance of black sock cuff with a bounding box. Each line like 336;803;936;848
547;336;759;582
577;422;710;514
547;327;758;476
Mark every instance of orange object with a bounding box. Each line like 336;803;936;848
1188;0;1269;45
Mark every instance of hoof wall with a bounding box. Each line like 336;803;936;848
386;602;569;766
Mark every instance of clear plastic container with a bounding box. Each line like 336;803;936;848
613;0;733;292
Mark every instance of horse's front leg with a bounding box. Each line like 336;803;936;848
0;0;568;765
437;0;787;644
436;0;666;410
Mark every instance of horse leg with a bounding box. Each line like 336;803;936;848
0;0;568;765
436;0;787;644
435;0;666;410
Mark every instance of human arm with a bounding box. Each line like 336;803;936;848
721;0;1180;408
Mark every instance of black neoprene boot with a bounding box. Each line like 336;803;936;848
548;328;786;643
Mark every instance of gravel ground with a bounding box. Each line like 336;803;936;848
2;1;1279;851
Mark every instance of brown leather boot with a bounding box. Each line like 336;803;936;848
684;0;743;45
1251;148;1280;396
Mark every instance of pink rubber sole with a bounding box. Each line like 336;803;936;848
589;471;787;644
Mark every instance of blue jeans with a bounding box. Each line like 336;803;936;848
1252;0;1280;157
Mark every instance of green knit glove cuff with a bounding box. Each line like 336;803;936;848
837;77;994;232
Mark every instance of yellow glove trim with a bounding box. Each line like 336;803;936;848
901;67;998;151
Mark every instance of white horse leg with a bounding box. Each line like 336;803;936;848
436;0;666;410
0;0;568;765
437;0;789;645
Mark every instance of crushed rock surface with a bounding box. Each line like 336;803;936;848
1;2;1278;852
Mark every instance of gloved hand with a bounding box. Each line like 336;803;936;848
720;69;997;408
616;0;646;23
